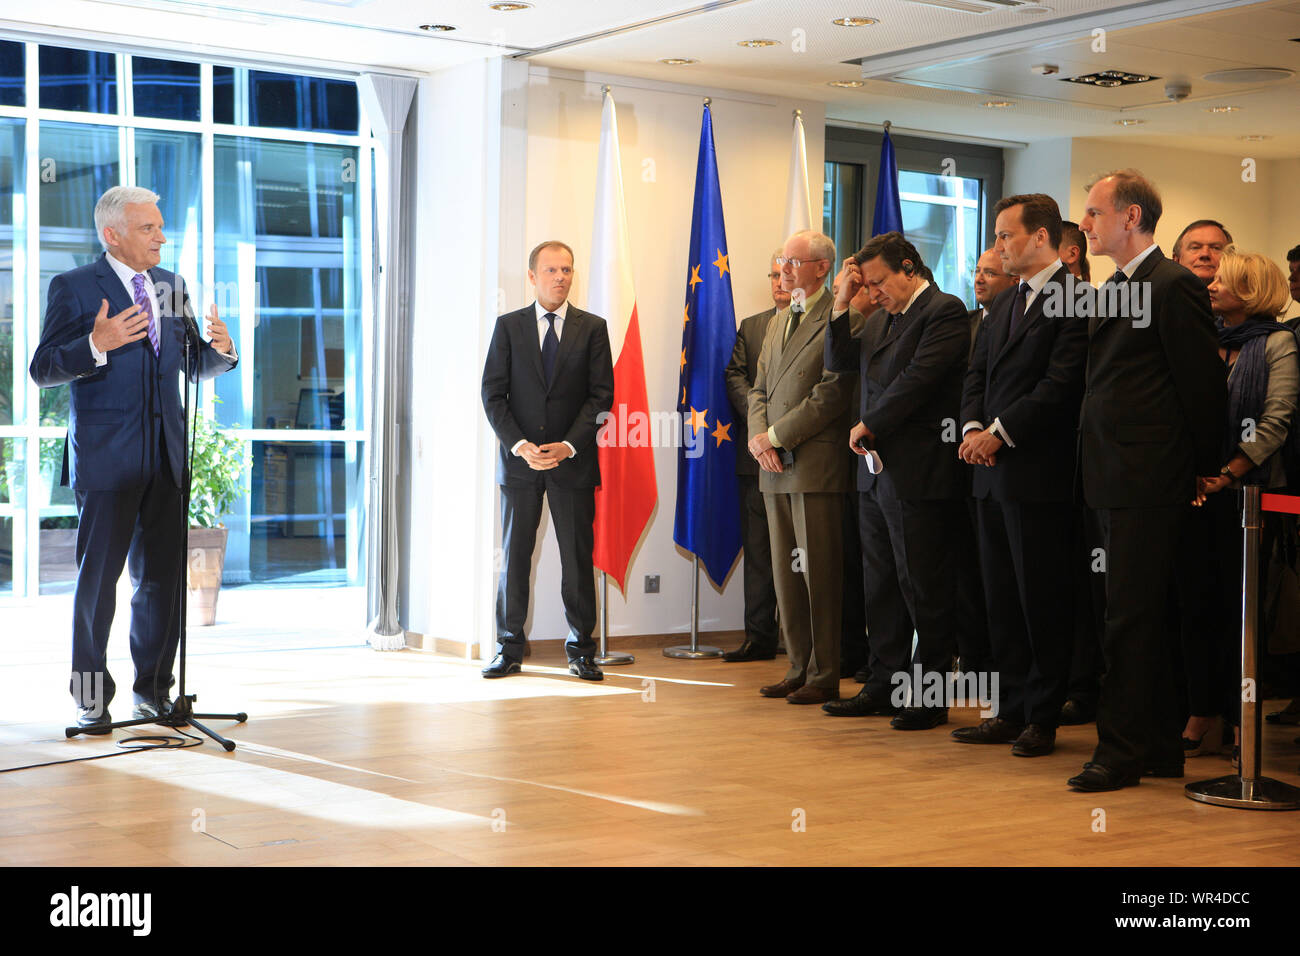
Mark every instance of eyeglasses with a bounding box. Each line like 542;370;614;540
775;256;827;268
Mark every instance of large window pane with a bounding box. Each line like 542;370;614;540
0;437;21;595
247;70;358;135
899;169;981;308
823;161;862;262
1;117;24;428
248;439;360;583
134;129;202;288
37;123;120;429
132;56;200;121
212;136;361;432
39;46;117;114
0;40;23;107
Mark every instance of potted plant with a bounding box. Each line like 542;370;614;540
188;403;249;626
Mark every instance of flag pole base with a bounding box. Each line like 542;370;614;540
1185;775;1300;810
663;645;722;659
596;651;636;666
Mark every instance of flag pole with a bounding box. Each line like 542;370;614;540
596;570;635;665
665;556;721;659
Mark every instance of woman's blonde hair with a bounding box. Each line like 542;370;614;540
1215;247;1290;318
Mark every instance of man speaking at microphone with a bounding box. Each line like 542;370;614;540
30;186;238;734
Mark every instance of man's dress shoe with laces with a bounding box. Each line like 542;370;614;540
132;698;176;721
1068;763;1140;792
1059;698;1096;725
951;716;1024;744
75;706;112;735
721;640;777;662
1010;724;1056;757
481;655;522;678
822;688;898;717
891;707;948;730
787;684;838;705
759;678;804;698
568;657;604;681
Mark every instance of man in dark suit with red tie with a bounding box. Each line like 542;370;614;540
30;186;237;733
1070;170;1226;791
955;193;1087;757
480;241;615;681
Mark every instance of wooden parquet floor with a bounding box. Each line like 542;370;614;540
3;639;1299;866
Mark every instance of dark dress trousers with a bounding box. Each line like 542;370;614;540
29;254;237;709
726;307;780;652
1079;247;1226;774
825;283;970;702
960;266;1087;727
481;303;614;663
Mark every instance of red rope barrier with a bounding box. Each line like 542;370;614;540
1261;493;1300;515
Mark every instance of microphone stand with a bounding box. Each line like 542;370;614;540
66;304;247;749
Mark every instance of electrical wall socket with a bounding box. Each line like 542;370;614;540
644;575;660;594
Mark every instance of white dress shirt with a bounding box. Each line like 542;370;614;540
90;253;237;365
510;300;576;459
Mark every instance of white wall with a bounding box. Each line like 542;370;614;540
1068;139;1285;278
518;67;826;644
406;56;520;650
1002;137;1071;214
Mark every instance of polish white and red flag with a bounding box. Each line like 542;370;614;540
590;90;657;593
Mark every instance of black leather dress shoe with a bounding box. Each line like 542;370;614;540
568;657;604;681
1059;698;1096;725
132;698;176;721
891;707;948;730
721;639;777;662
481;655;522;678
822;687;898;717
1011;724;1056;757
75;706;113;735
951;716;1024;744
1068;763;1140;792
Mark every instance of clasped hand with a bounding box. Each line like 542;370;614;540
519;442;571;470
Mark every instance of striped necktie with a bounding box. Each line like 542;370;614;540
132;273;159;356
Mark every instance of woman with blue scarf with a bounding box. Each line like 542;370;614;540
1186;249;1298;763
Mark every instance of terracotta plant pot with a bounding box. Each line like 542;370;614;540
187;525;229;626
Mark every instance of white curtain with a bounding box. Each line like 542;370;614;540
358;73;417;650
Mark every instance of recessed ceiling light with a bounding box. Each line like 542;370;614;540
660;58;697;65
982;100;1013;108
1064;71;1158;87
1207;105;1241;113
1015;4;1053;12
418;24;456;32
1114;119;1144;126
737;39;779;48
827;80;865;88
1093;79;1123;88
488;2;531;10
1204;68;1294;83
832;17;878;26
1240;134;1270;141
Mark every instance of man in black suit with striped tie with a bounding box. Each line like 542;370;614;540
480;241;615;681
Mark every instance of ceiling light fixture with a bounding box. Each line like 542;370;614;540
1240;134;1270;141
832;16;878;26
1114;119;1144;126
737;38;779;47
660;57;697;65
488;2;532;10
418;24;456;31
1064;71;1157;87
1207;105;1241;113
982;100;1013;108
827;80;866;88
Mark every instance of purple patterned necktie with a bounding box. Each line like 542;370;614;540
132;273;159;356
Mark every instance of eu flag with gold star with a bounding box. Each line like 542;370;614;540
674;103;741;588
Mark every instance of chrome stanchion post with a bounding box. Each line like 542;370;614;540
665;555;722;659
596;570;634;666
1187;484;1300;809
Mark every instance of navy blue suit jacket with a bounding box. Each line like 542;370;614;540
29;254;238;491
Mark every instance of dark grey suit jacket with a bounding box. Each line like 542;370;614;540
725;307;777;476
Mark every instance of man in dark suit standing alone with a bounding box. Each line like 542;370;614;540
481;241;615;681
1069;170;1225;791
30;186;237;732
955;193;1087;757
722;250;786;662
823;233;970;729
